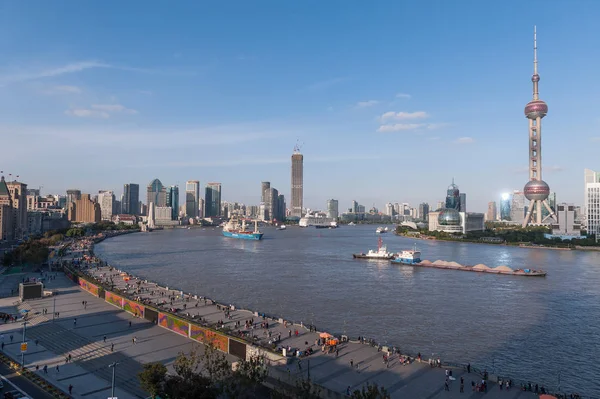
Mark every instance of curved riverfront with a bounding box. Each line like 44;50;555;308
95;225;600;397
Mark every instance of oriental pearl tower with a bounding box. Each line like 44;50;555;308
522;26;556;227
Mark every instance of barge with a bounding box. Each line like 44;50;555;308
396;260;547;277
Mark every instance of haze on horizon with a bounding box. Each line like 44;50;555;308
1;1;598;213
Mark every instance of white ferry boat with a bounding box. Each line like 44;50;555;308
353;237;394;260
299;212;338;228
376;226;388;234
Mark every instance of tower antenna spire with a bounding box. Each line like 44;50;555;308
534;25;538;75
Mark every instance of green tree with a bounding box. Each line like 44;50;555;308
224;355;268;398
138;362;167;399
350;383;391;399
270;378;321;399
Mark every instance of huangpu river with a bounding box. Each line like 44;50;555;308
95;225;600;396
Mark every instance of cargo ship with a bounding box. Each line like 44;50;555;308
222;218;263;241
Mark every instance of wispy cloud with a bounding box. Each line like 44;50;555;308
355;100;379;108
380;111;429;122
304;77;348;91
591;137;600;142
0;61;110;85
455;137;474;144
65;109;110;119
396;93;411;99
377;123;425;132
43;85;82;94
65;103;138;118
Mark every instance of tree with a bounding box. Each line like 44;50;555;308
224;354;268;398
350;383;391;399
270;378;321;399
138;362;167;399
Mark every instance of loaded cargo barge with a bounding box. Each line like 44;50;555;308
396;260;547;277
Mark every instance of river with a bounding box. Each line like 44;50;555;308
94;225;600;396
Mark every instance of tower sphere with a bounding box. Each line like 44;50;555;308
531;74;540;82
438;208;461;226
523;179;550;201
524;100;548;119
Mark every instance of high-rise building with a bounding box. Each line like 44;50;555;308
261;182;271;204
459;193;467;212
327;199;339;219
205;183;221;217
419;203;430;222
6;179;28;238
147;179;167;208
0;176;13;241
122;183;140;216
510;191;527;224
500;193;511;221
199;198;205;218
585;169;600;237
291;145;304;218
268;187;279;222
66;189;81;206
97;191;115;221
385;203;394;217
277;195;286;221
166;185;179;220
436;201;445;210
351;200;359;213
185;180;200;218
522;27;556;226
68;194;101;223
551;203;581;236
445;179;461;211
487;202;497;222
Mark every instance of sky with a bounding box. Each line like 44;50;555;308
1;1;599;213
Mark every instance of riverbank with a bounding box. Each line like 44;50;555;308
79;233;571;398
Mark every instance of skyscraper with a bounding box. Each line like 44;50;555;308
166;185;179;220
291;145;303;218
500;193;512;221
0;176;13;241
445;179;460;211
97;191;115;221
261;182;271;221
511;191;527;224
185;180;200;218
459;193;467;212
418;203;430;222
147;179;167;207
522;27;556;226
327;199;339;219
585;169;600;237
205;183;221;217
122;183;139;215
261;182;270;204
268;187;279;222
487;201;497;222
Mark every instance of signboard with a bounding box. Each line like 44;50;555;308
20;342;27;352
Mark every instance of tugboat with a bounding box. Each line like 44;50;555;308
353;237;394;260
222;217;263;241
391;244;421;265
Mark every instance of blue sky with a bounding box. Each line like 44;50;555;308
1;1;599;212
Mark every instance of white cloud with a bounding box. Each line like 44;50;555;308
65;103;137;118
455;137;474;144
65;109;110;119
377;123;425;132
92;104;138;114
396;93;411;99
355;100;379;108
380;111;428;122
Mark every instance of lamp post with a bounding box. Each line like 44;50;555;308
21;321;27;369
109;362;119;397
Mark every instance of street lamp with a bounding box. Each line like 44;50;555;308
21;321;27;369
109;362;119;397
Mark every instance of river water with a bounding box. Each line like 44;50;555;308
95;225;600;396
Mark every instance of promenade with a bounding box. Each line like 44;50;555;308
73;246;541;398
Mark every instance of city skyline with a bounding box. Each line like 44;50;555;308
2;2;599;211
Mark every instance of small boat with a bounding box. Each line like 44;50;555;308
353;237;394;260
391;244;421;265
277;224;287;230
376;226;388;234
348;222;356;226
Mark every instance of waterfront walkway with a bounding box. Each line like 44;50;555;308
78;258;541;399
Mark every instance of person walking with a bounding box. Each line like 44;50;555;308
43;365;47;374
68;384;73;394
103;336;107;343
111;343;114;352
